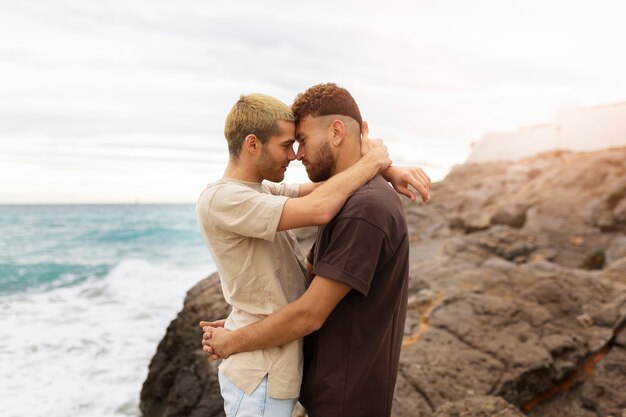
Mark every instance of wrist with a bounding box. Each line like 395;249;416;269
380;165;394;181
222;331;236;357
360;152;381;172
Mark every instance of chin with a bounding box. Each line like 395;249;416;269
271;173;285;182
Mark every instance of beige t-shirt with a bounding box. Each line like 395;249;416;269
196;178;308;399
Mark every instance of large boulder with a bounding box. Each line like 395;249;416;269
140;274;229;417
142;146;626;417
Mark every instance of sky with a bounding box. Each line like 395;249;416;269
1;0;625;203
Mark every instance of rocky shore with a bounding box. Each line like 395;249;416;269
140;146;626;417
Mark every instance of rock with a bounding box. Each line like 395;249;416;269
607;236;626;265
140;273;229;417
579;345;626;416
491;204;528;229
142;146;626;417
432;396;525;417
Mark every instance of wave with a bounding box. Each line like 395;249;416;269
0;257;215;417
0;262;111;295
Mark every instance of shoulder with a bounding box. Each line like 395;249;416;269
262;181;300;198
197;181;250;213
340;175;401;218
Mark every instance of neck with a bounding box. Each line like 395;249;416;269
223;158;262;183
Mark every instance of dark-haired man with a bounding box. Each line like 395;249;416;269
203;84;417;417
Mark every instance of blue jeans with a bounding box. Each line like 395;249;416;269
218;372;297;417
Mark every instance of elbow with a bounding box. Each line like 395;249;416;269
295;306;325;335
301;314;324;335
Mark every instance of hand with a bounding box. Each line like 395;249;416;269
202;326;232;360
199;319;226;361
360;121;392;171
383;166;431;202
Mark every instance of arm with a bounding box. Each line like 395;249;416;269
277;138;389;231
299;164;432;202
203;275;349;358
276;122;390;231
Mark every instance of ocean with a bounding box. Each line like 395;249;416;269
0;204;215;417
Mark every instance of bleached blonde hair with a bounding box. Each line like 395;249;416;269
224;94;295;159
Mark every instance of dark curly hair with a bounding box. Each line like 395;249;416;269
291;83;362;125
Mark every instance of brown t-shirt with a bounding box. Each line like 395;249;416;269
302;175;409;417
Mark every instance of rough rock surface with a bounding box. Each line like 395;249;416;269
141;147;626;417
140;275;229;417
431;396;526;417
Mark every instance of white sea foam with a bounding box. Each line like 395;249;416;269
0;259;214;417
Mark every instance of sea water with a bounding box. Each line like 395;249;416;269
0;204;215;417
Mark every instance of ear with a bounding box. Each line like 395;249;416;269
243;134;259;154
329;119;345;147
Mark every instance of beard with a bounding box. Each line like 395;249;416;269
305;141;335;183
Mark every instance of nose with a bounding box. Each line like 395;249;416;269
296;143;305;161
287;145;296;161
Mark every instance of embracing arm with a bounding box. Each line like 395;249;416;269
298;165;431;202
277;139;389;230
203;276;349;358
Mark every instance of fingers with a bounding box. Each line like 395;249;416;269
199;319;225;328
395;185;416;202
416;167;431;190
420;167;431;185
369;139;391;168
201;331;222;360
361;120;369;140
405;174;430;201
203;345;220;361
360;121;371;156
403;167;431;202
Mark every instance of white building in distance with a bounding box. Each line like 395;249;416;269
467;101;626;163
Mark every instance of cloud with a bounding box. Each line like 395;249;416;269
1;0;626;202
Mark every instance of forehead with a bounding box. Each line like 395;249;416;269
273;120;295;138
295;115;322;138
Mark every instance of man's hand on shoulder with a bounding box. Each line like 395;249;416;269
360;121;392;171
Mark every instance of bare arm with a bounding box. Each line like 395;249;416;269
298;164;432;202
202;275;350;358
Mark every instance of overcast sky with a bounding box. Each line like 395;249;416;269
1;0;625;203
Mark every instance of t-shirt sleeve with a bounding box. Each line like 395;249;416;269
312;218;386;296
263;181;300;198
209;184;288;241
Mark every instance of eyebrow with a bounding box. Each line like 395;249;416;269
295;133;307;141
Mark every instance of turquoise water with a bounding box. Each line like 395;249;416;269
0;204;212;294
0;204;216;417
